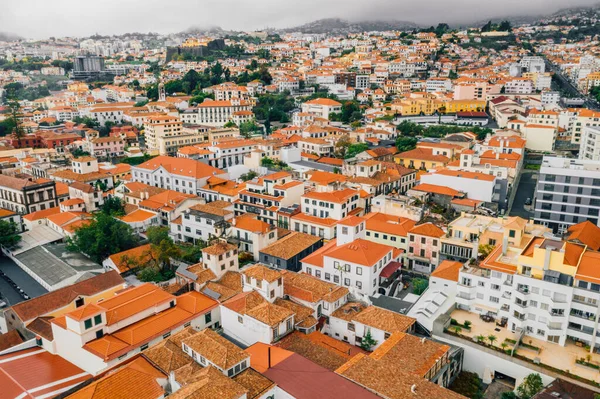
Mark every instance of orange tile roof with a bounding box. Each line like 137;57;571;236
23;206;61;221
305;98;342;107
567;221;600;251
411;183;460;197
64;357;165;399
136;155;225;179
318;238;394;267
98;282;175;325
395;148;450;163
302;188;358;204
363;212;415;237
409;222;445;238
119;209;157;223
431;260;462;282
234;214;273;234
575;251;600;285
83;291;215;361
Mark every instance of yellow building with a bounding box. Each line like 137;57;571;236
439;99;486;114
391;93;437;116
394;147;450;170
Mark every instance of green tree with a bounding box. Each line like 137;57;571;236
487;334;497;346
449;371;484;399
344;143;369;159
334;135;352;158
239;120;262;138
0;220;21;248
412;278;429;295
501;392;517;399
147;226;170;245
517;373;544;399
4;99;25;140
101;197;125;216
396;136;418;152
66;213;139;263
240;170;258;181
360;329;378;351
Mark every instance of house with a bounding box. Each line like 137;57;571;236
301;216;402;298
301;98;342;119
241;263;284;303
406;223;446;273
0;271;125;335
181;328;249;377
363;212;416;254
220;290;295;346
201;241;239;279
49;284;219;375
0;175;58;214
131;156;228;195
326;303;415;349
336;332;465;398
259;232;323;272
231;214;277;261
171;201;234;244
394;148;450;170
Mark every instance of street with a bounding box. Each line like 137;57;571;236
510;170;538;219
0;256;48;306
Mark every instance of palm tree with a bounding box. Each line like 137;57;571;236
453;326;462;335
476;334;486;344
463;320;472;330
501;342;508;352
488;335;498;347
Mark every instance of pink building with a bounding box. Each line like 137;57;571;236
90;136;125;157
406;222;445;274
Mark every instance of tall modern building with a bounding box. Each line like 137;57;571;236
71;55;106;79
534;156;600;233
580;126;600;161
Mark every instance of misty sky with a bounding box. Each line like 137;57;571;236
1;0;598;38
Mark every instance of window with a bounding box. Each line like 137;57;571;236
141;344;149;351
334;275;340;283
84;319;92;329
238;316;243;324
356;267;362;275
344;278;350;286
509;230;515;238
325;273;331;281
94;315;102;325
356;281;362;289
205;313;212;324
490;296;499;303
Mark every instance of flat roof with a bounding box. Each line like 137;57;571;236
14;244;103;289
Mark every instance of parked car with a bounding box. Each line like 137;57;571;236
525;197;532;206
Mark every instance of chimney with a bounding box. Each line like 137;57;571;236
411;384;417;394
502;236;508;256
232;217;236;226
421;337;426;344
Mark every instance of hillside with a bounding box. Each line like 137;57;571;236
280;18;419;34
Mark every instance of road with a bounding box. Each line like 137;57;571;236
544;58;600;110
510;170;538;219
0;257;48;306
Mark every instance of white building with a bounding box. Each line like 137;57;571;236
131;155;228;195
301;216;402;299
580;126;600;162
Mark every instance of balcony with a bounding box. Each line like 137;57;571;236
500;304;510;312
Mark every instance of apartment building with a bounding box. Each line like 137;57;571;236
300;98;342;120
131;156;228;195
534;156;600;233
143;115;195;156
231;214;277;260
234;171;304;225
201;241;239;279
580;126;600;161
180;98;253;127
455;220;600;351
406;223;445;274
0;175;58;214
291;188;361;240
171;201;234;243
46;283;218;375
301;216;402;299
